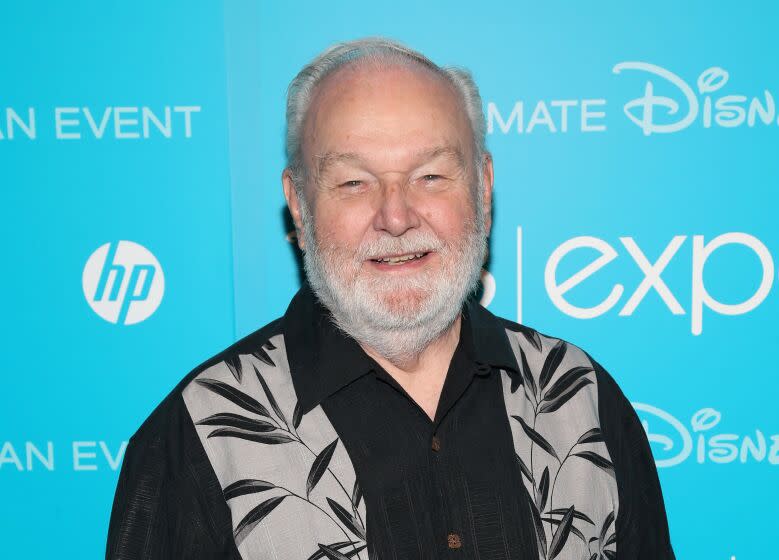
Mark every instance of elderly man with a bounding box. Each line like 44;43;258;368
106;38;675;559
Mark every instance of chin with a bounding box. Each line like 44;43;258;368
374;287;432;319
376;288;431;306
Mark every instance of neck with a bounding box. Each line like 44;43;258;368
360;313;462;421
360;313;462;377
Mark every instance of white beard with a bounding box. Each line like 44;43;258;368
298;190;487;365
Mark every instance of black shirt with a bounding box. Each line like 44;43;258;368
287;285;538;558
106;284;675;559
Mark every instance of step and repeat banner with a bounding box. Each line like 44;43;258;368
2;1;777;558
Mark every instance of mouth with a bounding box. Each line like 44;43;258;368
369;251;431;266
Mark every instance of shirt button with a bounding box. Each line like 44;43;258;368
474;361;491;376
447;532;462;549
431;435;442;452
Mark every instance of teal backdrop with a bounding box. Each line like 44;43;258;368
2;1;777;558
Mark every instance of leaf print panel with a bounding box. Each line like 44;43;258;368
599;511;615;544
516;453;533;484
308;439;339;498
315;543;368;560
500;328;619;560
540;514;587;544
518;326;543;353
292;400;304;429
536;467;550;511
528;499;547;558
539;339;567;392
350;480;362;510
195;378;272;418
519;346;539;404
195;412;276;432
512;414;560;462
575;428;603;445
252;347;276;367
572;451;615;476
547;505;574;559
327;498;366;540
546;507;595;526
206;428;296;445
234;495;287;546
253;363;288;428
542;366;593;402
538;377;594;415
305;541;363;560
224;354;243;383
223;479;276;501
182;333;367;559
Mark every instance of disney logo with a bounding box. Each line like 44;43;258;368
613;62;777;135
632;403;779;468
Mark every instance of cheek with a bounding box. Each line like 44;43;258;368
424;196;475;239
313;202;371;249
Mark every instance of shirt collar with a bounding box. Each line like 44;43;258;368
282;282;520;416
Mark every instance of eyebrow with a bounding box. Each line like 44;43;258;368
314;145;466;177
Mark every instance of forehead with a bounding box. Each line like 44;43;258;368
301;61;473;171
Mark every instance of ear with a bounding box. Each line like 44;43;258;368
282;168;306;251
480;153;494;236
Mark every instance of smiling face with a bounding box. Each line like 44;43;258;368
283;60;493;362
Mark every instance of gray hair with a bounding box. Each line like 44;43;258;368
285;37;487;193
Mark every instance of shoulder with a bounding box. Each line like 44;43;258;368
491;312;654;471
129;316;286;446
488;309;633;419
493;311;601;373
106;317;284;559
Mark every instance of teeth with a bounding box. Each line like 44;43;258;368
376;252;425;264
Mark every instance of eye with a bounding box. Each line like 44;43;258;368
421;174;443;181
340;180;363;187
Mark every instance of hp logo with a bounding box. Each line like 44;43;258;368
82;241;165;325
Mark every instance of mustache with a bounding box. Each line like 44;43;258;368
356;232;446;260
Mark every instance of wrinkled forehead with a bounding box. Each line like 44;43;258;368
300;60;474;176
315;145;467;178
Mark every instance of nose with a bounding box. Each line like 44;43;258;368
372;180;421;236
